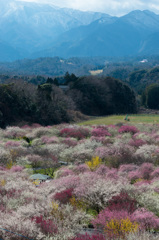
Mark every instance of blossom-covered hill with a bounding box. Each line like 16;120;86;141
0;123;159;239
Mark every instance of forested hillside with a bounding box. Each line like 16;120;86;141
0;57;106;76
0;56;159;95
0;76;137;128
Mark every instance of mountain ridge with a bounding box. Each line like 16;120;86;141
0;0;109;60
32;9;159;59
0;1;159;61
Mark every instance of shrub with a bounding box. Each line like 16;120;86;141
0;148;10;167
134;179;151;187
59;127;90;139
21;125;31;129
73;164;90;174
129;139;146;147
118;126;139;134
5;141;20;148
151;168;159;179
140;163;154;180
41;136;59;144
1;188;21;199
95;165;109;176
27;154;43;168
32;215;58;234
28;127;51;139
90;136;111;144
92;209;132;230
0;179;6;186
104;148;135;168
118;164;138;174
105;168;118;180
74;174;124;212
127;231;159;240
0;204;6;212
70;196;88;211
107;192;137;214
54;188;73;204
92;125;108;130
104;218;139;239
135;144;158;160
128;170;142;183
132;208;159;231
95;146;116;159
10;165;24;172
85;156;102;171
61;137;78;147
59;168;74;178
31;123;42;128
128;163;155;182
91;128;111;137
6;160;15;169
71;233;106;240
4;127;26;139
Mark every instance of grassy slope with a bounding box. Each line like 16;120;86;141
79;114;159;125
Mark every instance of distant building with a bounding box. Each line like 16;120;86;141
140;59;148;63
29;173;52;184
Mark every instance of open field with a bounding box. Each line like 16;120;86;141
79;114;159;125
89;69;104;75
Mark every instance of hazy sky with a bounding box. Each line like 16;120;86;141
19;0;159;16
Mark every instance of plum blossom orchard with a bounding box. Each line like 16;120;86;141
0;123;159;239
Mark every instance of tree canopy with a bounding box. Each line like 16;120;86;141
142;84;159;109
68;76;137;116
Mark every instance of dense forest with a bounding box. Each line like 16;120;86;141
0;55;159;79
0;75;137;128
68;76;137;115
1;56;159;94
0;55;159;127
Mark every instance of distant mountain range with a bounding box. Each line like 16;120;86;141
1;1;159;61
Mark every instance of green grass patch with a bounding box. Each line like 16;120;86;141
33;167;57;178
25;164;32;168
79;114;159;125
87;208;98;216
